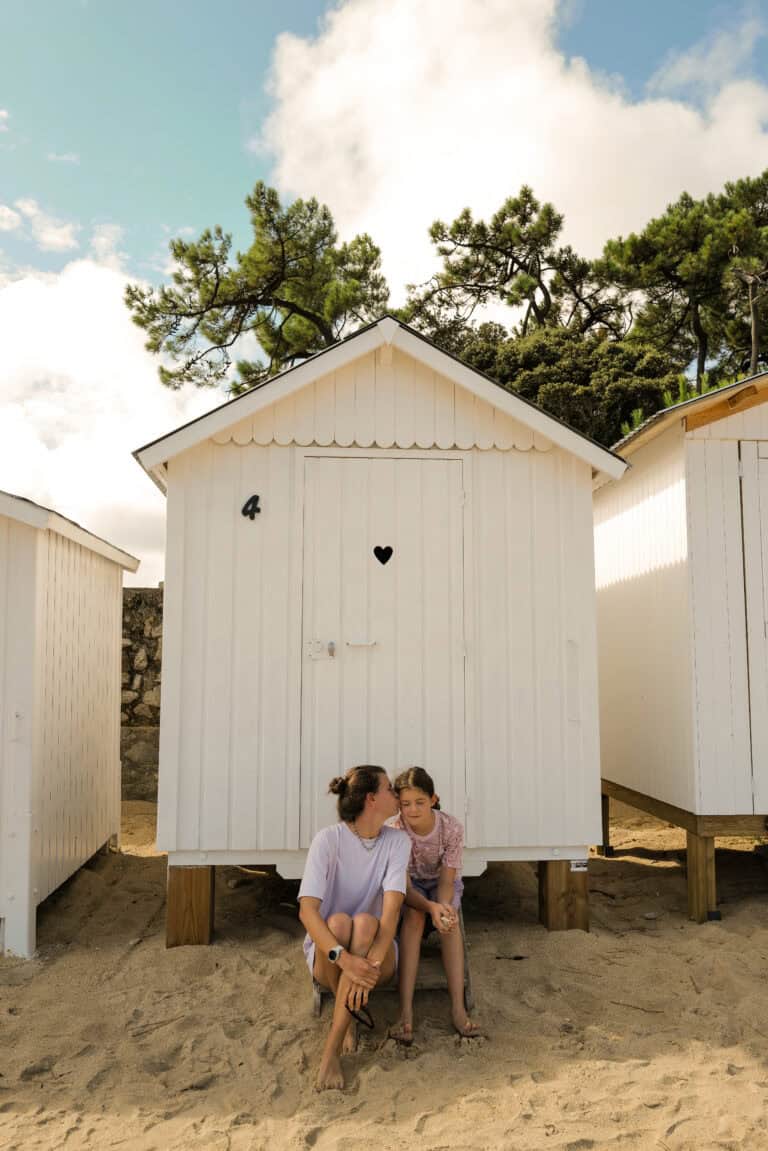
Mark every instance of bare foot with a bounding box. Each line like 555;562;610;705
452;1013;484;1039
315;1052;345;1091
388;1019;414;1046
342;1021;358;1054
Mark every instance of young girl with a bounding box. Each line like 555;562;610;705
390;766;483;1044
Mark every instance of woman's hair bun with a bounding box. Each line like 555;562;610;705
328;776;348;795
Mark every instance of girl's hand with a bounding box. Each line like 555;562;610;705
430;902;456;934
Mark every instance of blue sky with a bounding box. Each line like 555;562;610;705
2;0;768;583
2;0;767;280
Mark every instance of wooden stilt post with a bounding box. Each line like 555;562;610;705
166;865;215;947
686;832;718;923
597;793;614;857
538;860;589;932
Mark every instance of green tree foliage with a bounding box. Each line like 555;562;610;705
456;324;680;447
600;186;767;391
404;186;627;342
125;182;389;390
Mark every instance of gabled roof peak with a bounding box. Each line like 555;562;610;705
134;315;626;491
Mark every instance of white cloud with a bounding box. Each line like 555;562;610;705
47;151;80;165
15;197;80;252
649;14;765;98
0;259;219;585
0;109;8;132
263;0;768;303
0;204;21;232
89;222;127;271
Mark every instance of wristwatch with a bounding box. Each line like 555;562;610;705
328;944;345;963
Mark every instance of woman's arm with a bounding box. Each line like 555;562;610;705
366;889;404;968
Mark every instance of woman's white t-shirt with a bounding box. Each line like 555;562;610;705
298;822;410;970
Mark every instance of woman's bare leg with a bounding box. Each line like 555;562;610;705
391;906;424;1042
315;913;395;1089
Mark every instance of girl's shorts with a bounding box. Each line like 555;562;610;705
410;876;463;909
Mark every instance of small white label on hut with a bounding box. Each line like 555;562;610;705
570;859;588;872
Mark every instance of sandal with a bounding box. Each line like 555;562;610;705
453;1019;484;1039
388;1021;414;1047
345;1004;374;1030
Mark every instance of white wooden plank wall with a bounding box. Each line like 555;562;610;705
162;438;601;854
32;532;122;904
469;448;600;848
689;400;768;440
594;425;696;810
686;439;753;814
157;441;302;852
212;349;553;454
735;442;768;811
0;521;38;954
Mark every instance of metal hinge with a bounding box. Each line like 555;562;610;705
738;458;744;478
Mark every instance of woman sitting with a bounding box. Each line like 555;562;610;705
298;765;410;1090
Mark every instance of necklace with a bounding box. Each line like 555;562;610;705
349;822;381;851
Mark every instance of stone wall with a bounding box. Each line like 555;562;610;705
121;587;163;800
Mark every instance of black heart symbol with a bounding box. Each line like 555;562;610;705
373;545;393;565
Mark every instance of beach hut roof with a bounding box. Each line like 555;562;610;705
133;315;627;492
613;367;768;458
0;489;139;571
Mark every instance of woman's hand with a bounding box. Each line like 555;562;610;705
430;901;457;934
339;953;381;1009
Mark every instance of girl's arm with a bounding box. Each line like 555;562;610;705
405;875;455;934
436;866;459;932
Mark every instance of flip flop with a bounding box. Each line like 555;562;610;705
388;1022;414;1047
453;1019;485;1039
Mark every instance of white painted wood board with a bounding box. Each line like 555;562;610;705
594;424;697;811
686;439;752;814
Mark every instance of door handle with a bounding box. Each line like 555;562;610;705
345;640;377;647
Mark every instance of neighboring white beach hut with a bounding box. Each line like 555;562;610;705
594;372;768;920
0;492;138;956
134;316;626;944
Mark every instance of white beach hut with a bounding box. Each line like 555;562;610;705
0;492;138;956
594;372;768;920
134;316;626;944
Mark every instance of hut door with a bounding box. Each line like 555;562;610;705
742;440;768;811
299;456;466;846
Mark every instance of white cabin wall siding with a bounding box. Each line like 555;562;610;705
158;440;302;852
468;449;600;848
686;438;753;814
32;531;122;904
594;423;696;810
0;520;37;952
164;434;600;857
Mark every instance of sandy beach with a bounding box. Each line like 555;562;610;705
2;801;768;1150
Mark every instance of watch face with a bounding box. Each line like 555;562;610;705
329;946;341;961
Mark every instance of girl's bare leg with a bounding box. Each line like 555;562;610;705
440;925;482;1036
392;906;424;1042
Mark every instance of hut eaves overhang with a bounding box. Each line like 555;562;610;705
0;490;140;571
613;367;768;459
133;316;627;493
